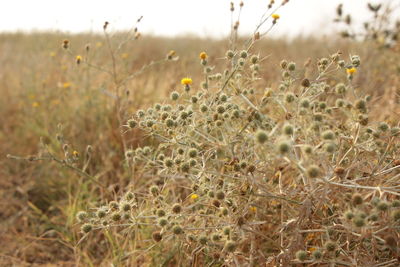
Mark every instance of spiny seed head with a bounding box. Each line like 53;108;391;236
170;91;179;101
224;241;237;252
240;50;248;58
312;249;322;260
199;235;208;245
295;250;307;261
280;60;288;69
301;78;311;87
111;212;121;221
322;130;335;140
250;55;259;64
211;233;221;242
188;148;198;158
172;225;183;235
172;203;182;213
353;217;365;227
300;98;310;108
120;202;131;212
97;209;107;218
221;207;228;216
152;231;162;242
216;190;225;200
81;223;93;234
351;55;361;67
277;140;291;154
287;62;296;71
150;185;159;195
336;98;345;107
109;201;119;210
127;119;137;129
324;241;337;252
306;165;320;178
220;94;228;102
180;162;190;172
303;145;313;154
377;201;389;211
165;118;174;128
352;193;363;206
283;124;294;135
256;129;269;144
392;200;400;208
158;218;168;227
392;209;400;221
285;92;295;103
344;210;354;220
324;142;336;153
76;211;87;222
355;99;366;110
378;122;389;132
125;191;134;201
164;158;174;167
369;213;378;221
335;83;347;94
223;227;231;235
156;209;166;217
390;127;400;136
226;50;234;59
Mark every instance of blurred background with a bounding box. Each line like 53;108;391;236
0;0;389;37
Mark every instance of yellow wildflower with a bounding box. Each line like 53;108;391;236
76;55;82;64
181;78;193;85
272;14;280;20
249;206;257;213
62;82;71;89
168;50;176;57
199;51;208;60
190;194;199;201
73;150;79;157
121;53;129;59
346;67;357;75
32;102;39;108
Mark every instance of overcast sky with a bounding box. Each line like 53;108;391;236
0;0;394;37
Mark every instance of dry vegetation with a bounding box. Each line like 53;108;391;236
1;1;400;266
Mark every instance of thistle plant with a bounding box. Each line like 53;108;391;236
77;28;400;266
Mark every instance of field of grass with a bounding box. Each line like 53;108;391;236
1;4;400;266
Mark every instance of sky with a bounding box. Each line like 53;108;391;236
0;0;393;38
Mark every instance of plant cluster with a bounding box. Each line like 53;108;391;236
77;42;400;265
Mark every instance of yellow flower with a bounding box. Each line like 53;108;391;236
32;102;39;108
181;77;193;85
62;82;71;89
190;194;199;200
73;150;79;157
121;53;129;59
249;206;257;213
346;67;357;75
308;247;317;252
199;51;208;60
272;14;280;20
76;55;82;64
168;50;176;57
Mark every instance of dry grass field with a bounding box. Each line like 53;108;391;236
1;2;400;266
